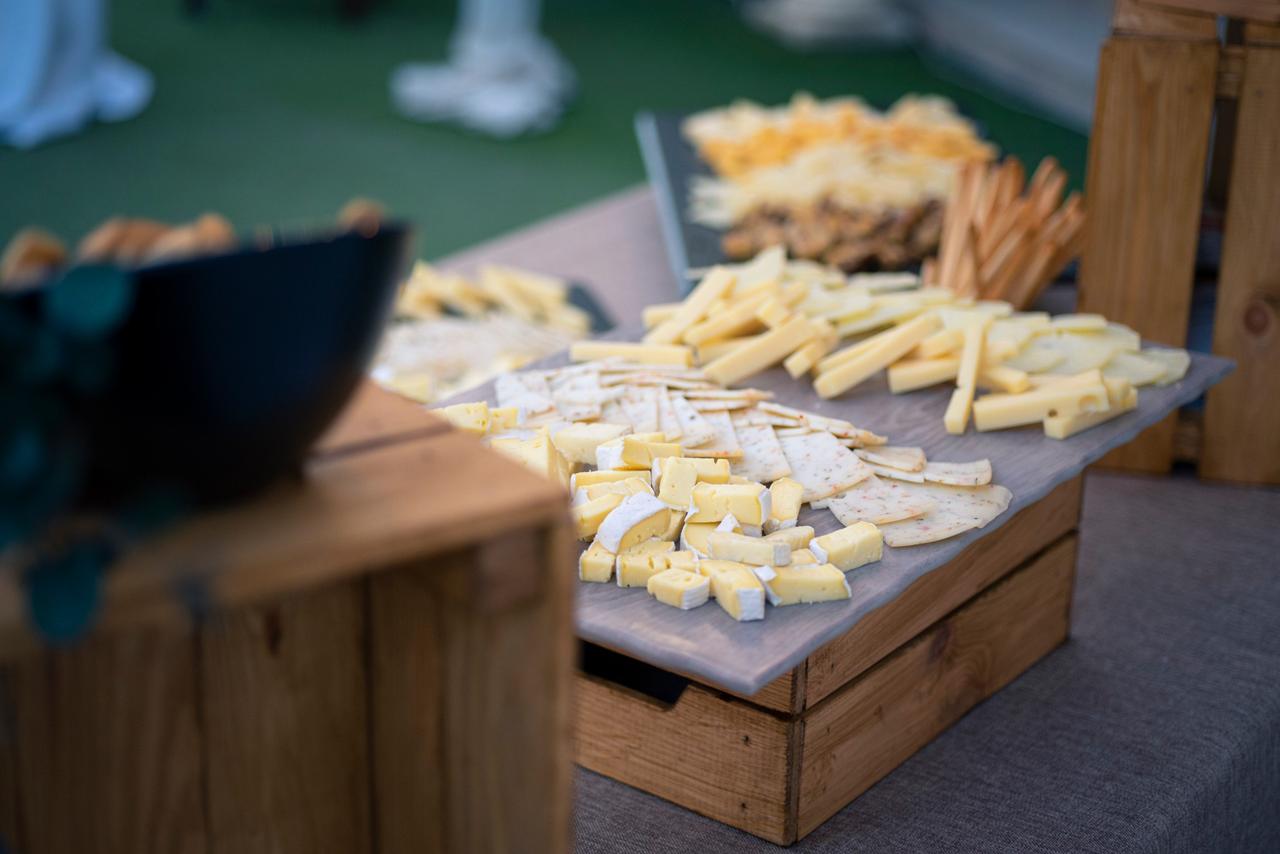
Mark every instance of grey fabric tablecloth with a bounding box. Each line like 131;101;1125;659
575;471;1280;853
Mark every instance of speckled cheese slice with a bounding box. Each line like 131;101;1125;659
877;482;1013;547
777;432;873;502
684;410;743;460
731;423;793;484
761;563;851;606
620;386;661;433
711;568;766;621
854;446;926;473
922;459;992;487
810;523;883;571
596;494;673;553
656;389;684;441
827;475;934;526
669;394;717;447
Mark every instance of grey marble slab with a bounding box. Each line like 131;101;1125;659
446;339;1232;697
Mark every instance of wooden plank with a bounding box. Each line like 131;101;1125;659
313;380;446;458
1078;35;1217;473
575;676;797;845
200;581;369;854
1203;38;1280;483
8;631;206;854
1145;0;1280;26
1112;0;1219;38
797;533;1077;838
804;476;1081;708
725;667;803;714
91;429;565;639
372;523;574;853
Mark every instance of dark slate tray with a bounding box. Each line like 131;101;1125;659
447;331;1232;696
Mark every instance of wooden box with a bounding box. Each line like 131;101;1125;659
576;476;1081;845
0;384;574;854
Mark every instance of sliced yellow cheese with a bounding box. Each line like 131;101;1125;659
887;356;960;393
573;493;625;541
646;569;710;609
762;563;851;606
433;401;489;435
979;364;1031;394
707;531;791;566
944;318;990;435
703;316;815;387
1044;378;1137;439
764;525;814;550
815;313;942;398
912;327;964;359
1049;313;1108;332
579;540;616;583
687;482;770;526
569;341;694;367
973;382;1111;432
596;494;672;553
754;298;793;329
571;469;648;490
695;334;764;365
552;422;630;466
642;302;681;329
810;522;883;572
764;476;804;534
711;567;766;621
683;289;773;345
645;267;736;345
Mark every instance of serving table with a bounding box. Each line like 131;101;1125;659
0;383;574;854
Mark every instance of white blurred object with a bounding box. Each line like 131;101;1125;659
390;0;575;138
0;0;153;149
744;0;914;49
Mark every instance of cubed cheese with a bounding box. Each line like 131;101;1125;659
762;563;851;606
810;522;883;571
596;494;672;553
622;436;683;468
646;569;711;609
552;422;630;466
579;540;616;583
657;457;700;509
572;493;624;541
433;401;489;434
764;526;814;550
765;477;804;532
711;567;766;621
707;531;791;566
687;482;770;526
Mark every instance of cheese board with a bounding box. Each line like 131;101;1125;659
446;329;1230;697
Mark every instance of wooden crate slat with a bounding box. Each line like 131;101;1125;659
1078;34;1218;473
804;476;1081;708
797;533;1078;837
8;630;206;854
1112;0;1219;39
1202;34;1280;483
200;581;370;854
313;381;448;458
724;667;804;714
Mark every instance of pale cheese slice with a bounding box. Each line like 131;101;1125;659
1103;351;1166;386
1142;347;1191;386
777;431;872;502
922;459;993;487
619;385;661;433
826;475;934;526
855;446;926;472
731;423;793;484
669;394;717;447
865;463;925;484
684;410;743;459
877;482;1013;547
656;389;684;441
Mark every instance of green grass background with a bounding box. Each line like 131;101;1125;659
0;0;1086;259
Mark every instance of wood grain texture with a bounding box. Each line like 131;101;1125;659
372;526;574;854
1142;0;1280;26
1202;40;1280;484
313;380;448;458
200;581;369;854
8;631;206;854
84;429;566;644
804;476;1081;708
725;667;802;714
797;533;1077;837
1112;0;1219;38
1078;35;1217;473
576;676;797;845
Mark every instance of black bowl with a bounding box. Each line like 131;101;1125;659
85;223;414;503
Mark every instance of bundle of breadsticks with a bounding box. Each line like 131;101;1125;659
923;157;1084;309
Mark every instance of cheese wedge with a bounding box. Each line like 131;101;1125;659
552;422;630;466
433;401;488;434
570;341;694;366
579;540;616;583
596;494;672;552
765;477;805;532
810;523;883;572
711;567;766;621
1044;377;1137;439
815;313;942;398
973;383;1110;431
622;437;683;468
707;531;791;566
703;316;815;386
763;526;814;550
573;493;625;541
687;482;770;526
647;569;711;609
658;508;685;541
761;563;851;606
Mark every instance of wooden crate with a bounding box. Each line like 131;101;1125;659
576;477;1081;845
1078;0;1280;483
0;383;575;854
